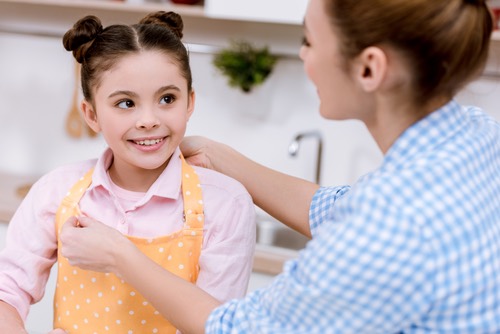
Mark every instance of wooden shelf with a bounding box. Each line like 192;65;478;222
0;0;205;38
0;0;205;16
1;0;496;58
0;0;304;57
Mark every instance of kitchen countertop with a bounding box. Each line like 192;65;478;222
0;171;39;222
252;243;298;275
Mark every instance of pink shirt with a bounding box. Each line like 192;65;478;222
0;148;256;320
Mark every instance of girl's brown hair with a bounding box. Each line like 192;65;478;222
325;0;494;103
62;11;192;103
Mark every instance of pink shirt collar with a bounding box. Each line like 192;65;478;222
89;147;183;204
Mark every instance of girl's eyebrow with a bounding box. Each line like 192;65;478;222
108;90;138;99
156;85;181;95
107;85;181;99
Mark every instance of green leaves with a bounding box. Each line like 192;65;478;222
213;41;278;93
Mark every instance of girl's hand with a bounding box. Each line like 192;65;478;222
60;216;130;273
180;135;214;169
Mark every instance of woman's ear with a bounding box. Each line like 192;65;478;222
81;100;101;133
355;46;388;93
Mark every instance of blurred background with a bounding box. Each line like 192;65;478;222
0;1;499;332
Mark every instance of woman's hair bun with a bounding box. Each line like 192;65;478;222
139;11;184;39
63;15;104;63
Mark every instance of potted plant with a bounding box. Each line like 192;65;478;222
213;40;278;93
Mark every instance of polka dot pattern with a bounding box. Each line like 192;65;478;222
54;155;204;333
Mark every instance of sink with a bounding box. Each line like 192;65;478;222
256;214;309;251
271;225;309;250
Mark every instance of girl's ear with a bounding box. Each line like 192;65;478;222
355;46;388;93
186;90;196;121
81;100;101;133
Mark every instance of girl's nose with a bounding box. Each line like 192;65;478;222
136;108;160;129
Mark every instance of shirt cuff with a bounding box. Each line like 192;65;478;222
309;185;350;237
205;299;239;333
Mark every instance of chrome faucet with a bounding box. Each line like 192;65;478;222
288;130;323;184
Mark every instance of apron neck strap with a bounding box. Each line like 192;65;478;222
179;154;204;229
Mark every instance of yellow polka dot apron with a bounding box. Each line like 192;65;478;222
54;155;204;334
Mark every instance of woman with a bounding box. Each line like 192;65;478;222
58;0;500;332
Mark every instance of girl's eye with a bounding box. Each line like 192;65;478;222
117;100;135;109
160;95;176;105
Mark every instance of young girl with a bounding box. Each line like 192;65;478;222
58;0;499;333
0;11;256;333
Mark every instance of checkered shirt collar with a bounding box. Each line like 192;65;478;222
383;99;465;171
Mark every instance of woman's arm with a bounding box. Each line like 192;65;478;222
60;216;220;334
181;136;319;237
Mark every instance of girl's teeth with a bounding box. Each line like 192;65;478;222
136;138;162;146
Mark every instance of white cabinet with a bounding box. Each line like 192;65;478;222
205;0;307;24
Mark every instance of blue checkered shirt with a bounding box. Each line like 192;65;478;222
206;100;500;333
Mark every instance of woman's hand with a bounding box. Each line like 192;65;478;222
60;216;130;273
180;135;215;169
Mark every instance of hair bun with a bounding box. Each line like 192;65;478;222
63;15;104;63
139;11;184;39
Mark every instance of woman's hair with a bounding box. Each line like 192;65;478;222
325;0;494;103
62;11;192;103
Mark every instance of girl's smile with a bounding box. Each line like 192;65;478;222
129;136;167;152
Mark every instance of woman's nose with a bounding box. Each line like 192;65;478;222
136;108;160;129
299;45;306;61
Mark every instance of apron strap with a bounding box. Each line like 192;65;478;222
55;168;94;237
179;154;205;229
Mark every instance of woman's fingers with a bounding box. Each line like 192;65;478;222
180;136;213;169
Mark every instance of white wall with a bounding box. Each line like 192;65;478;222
1;32;499;186
1;33;499;187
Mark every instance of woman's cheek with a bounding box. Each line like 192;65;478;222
303;59;317;87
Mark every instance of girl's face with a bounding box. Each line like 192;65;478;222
83;51;194;185
299;0;367;121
